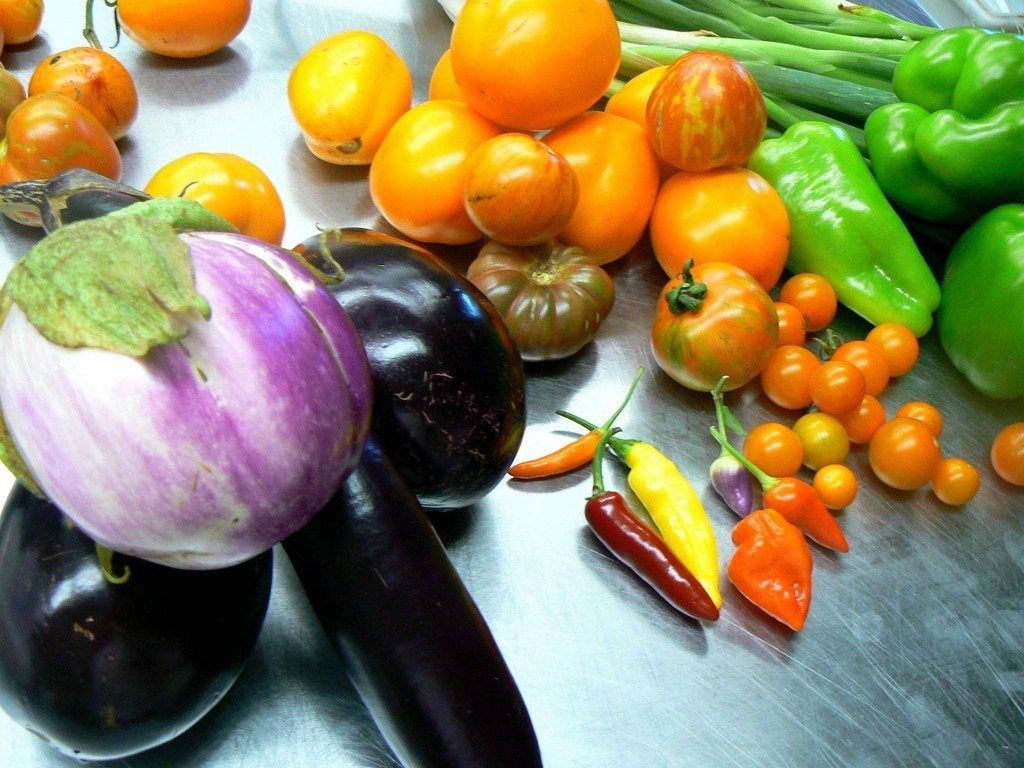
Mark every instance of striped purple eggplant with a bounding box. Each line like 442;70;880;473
0;205;373;570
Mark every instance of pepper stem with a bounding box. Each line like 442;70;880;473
96;544;131;585
709;426;778;492
711;375;746;457
665;259;708;315
599;366;644;431
590;428;622;497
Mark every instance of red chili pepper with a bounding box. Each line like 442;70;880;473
508;368;643;480
585;429;719;622
729;508;813;631
711;426;849;552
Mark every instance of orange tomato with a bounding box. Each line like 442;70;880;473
463;133;578;247
544;111;659;265
743;422;803;478
774;302;806;348
0;68;26;137
646;51;766;172
894;401;943;438
369;100;502;245
832;340;890;397
118;0;250;58
429;49;463;102
649;168;789;290
144;152;286;245
869;417;942;491
605;66;666;127
865;322;919;377
991;422;1024;487
0;93;121;225
450;0;620;131
813;465;858;510
759;345;821;410
931;458;980;506
29;47;138;140
289;30;412;166
0;0;43;45
651;261;779;392
837;395;887;445
779;273;837;332
809;360;866;417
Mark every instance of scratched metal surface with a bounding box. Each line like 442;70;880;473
1;1;1023;767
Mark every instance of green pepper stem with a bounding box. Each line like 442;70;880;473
590;427;622;497
709;426;778;492
710;375;747;458
599;367;645;431
558;410;638;462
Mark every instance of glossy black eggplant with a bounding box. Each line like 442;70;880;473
292;228;526;510
0;168;150;232
284;435;543;768
0;485;273;760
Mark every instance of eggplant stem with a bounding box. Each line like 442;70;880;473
96;544;131;585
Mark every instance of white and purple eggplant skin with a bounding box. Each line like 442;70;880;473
0;232;373;570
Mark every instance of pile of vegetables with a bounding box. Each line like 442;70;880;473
0;0;1022;766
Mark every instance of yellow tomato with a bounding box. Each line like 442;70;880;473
429;49;463;102
450;0;620;131
0;0;43;46
118;0;249;58
0;68;26;138
144;152;286;245
543;111;659;265
289;30;412;165
604;66;666;127
369;100;502;245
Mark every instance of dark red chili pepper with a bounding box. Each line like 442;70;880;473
584;429;719;622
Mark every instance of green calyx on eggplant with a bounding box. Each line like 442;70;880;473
0;484;273;760
292;227;526;510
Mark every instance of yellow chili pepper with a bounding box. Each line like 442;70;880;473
559;410;721;608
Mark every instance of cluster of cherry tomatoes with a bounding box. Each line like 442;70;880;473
743;271;1021;508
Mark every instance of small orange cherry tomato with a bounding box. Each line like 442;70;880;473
450;0;620;131
779;273;837;332
743;422;803;478
429;49;463;102
463;133;578;247
0;92;121;225
117;0;250;58
991;422;1024;487
832;340;890;397
0;0;44;45
646;51;766;172
869;416;942;491
931;458;980;506
793;412;850;471
544;111;660;265
29;47;138;140
649;168;789;291
289;30;412;166
369;100;502;245
605;66;666;127
813;465;858;510
759;345;821;410
0;68;26;137
865;322;919;377
836;394;887;445
810;360;866;417
774;302;806;348
895;401;943;438
144;152;285;245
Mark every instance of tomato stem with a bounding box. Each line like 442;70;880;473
665;259;708;314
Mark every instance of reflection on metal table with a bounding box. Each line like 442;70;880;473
0;1;1021;767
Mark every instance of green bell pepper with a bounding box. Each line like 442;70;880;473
865;28;1024;224
938;204;1024;400
747;121;940;338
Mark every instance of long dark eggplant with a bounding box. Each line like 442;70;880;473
284;434;543;768
292;228;526;510
0;484;273;760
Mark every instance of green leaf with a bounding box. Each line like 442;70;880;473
4;213;211;357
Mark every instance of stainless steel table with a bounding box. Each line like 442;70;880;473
1;2;1022;767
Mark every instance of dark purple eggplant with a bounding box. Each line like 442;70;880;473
0;484;273;760
283;434;543;768
292;228;526;510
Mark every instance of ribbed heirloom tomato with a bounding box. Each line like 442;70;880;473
450;0;620;131
29;47;138;140
116;0;250;58
650;168;790;290
289;31;412;166
544;111;660;265
369;100;502;245
652;261;779;392
144;152;286;245
647;51;766;172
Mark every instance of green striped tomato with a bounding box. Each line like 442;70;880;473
645;51;766;172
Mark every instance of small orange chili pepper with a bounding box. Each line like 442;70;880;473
508;367;644;480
